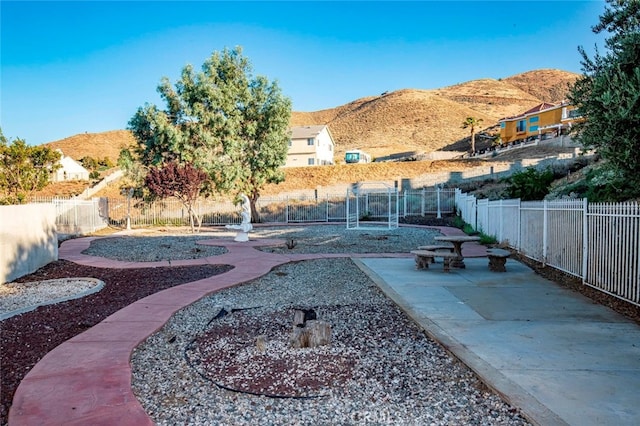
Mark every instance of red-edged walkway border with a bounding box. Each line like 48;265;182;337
8;226;484;425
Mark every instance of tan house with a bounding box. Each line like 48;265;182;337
499;101;583;144
285;125;335;167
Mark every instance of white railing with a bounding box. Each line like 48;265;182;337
30;197;109;234
586;203;640;304
28;188;457;231
456;189;640;306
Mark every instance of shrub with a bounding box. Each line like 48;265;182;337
506;167;554;201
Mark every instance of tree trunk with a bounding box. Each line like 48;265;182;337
249;192;261;223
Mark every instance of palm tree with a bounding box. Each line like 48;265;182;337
462;117;483;154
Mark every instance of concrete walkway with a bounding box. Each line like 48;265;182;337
8;226;640;425
357;257;640;426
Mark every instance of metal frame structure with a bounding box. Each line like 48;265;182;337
346;182;399;230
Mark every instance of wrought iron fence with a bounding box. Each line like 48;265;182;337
28;188;457;231
456;190;640;306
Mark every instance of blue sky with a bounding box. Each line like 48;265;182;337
1;1;607;146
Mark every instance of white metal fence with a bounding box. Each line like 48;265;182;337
29;197;109;235
28;188;456;231
456;189;640;306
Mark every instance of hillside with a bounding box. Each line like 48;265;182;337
503;69;579;105
39;144;578;199
45;130;136;164
42;69;579;164
291;69;579;158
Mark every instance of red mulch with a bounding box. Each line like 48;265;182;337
0;260;232;425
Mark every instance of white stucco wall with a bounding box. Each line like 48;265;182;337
0;204;58;284
285;126;335;167
315;127;335;165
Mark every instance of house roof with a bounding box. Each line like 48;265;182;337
499;102;567;122
522;103;556;115
290;125;327;139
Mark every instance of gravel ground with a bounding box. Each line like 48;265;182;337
0;262;232;426
2;224;530;425
131;258;529;425
82;234;228;261
118;225;530;425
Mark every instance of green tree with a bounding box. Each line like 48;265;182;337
462;117;483;154
127;46;292;222
569;0;640;198
0;129;61;204
80;156;99;171
117;147;147;192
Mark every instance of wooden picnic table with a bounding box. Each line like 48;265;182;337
433;235;481;268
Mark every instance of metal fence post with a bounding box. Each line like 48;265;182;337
326;193;329;222
543;199;548;265
436;185;442;219
498;199;503;242
582;198;588;282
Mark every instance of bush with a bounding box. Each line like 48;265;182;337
507;167;554;201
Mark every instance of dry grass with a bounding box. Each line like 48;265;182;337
44;130;136;164
291;69;579;158
34;69;580;198
261;159;500;195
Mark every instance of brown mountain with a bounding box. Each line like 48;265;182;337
45;130;136;163
291;69;579;158
44;69;579;163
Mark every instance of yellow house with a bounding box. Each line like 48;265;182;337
499;102;582;144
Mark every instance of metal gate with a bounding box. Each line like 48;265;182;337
346;183;399;230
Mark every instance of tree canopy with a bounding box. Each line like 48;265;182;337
126;46;292;221
569;0;640;198
0;129;61;204
145;161;208;232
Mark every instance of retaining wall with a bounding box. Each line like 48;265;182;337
0;204;58;284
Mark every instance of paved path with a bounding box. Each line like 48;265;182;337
9;227;440;425
358;257;640;426
10;225;639;425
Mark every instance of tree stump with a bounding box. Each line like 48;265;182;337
289;309;331;348
255;335;267;352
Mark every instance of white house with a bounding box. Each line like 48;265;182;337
285;125;335;167
51;150;90;182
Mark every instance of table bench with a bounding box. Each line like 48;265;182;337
486;248;511;272
411;250;460;272
416;245;455;263
417;244;455;252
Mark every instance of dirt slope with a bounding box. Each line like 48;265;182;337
503;69;579;104
44;130;136;163
291;69;580;158
43;69;579;163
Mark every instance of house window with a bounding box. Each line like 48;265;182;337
516;120;526;133
500;122;506;128
329;145;333;151
529;116;539;123
308;158;315;165
529;125;539;132
307;138;315;146
288;140;292;147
